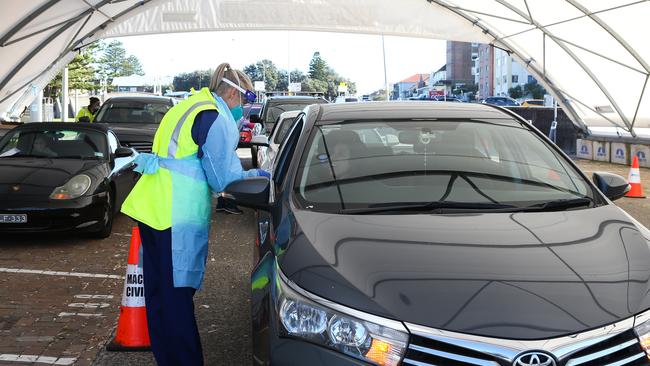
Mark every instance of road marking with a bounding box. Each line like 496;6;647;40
0;267;123;279
58;312;104;318
67;302;110;309
0;354;76;365
74;294;114;299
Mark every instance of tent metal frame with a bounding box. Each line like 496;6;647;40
0;0;646;136
431;0;649;136
0;0;152;106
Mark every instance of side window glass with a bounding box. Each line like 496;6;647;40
273;119;304;187
108;132;119;154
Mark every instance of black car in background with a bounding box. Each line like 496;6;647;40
249;96;328;167
252;96;329;133
0;123;138;238
482;96;520;106
93;96;175;153
223;102;650;366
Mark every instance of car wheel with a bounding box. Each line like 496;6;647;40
92;189;114;239
251;146;259;168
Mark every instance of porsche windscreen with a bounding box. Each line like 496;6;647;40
0;129;107;159
95;100;171;123
294;120;595;213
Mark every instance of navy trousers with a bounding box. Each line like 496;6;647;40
138;222;204;366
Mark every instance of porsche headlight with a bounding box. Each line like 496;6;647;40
276;265;408;366
50;174;91;199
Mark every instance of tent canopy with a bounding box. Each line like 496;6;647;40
1;0;649;136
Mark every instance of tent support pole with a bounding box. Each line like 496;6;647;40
62;67;68;122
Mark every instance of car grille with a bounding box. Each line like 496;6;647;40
122;141;152;153
403;329;649;366
562;330;647;366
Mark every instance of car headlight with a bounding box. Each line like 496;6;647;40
275;264;408;366
635;310;650;359
50;174;92;200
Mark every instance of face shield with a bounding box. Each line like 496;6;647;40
221;78;257;104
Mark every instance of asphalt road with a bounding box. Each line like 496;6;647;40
0;156;649;366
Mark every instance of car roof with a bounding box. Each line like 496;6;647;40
103;96;173;104
265;96;327;102
313;102;521;124
10;122;109;133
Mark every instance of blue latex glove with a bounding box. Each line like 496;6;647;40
256;169;271;178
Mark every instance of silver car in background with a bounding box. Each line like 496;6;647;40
253;110;302;172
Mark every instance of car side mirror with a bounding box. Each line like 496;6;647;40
222;177;270;210
251;135;269;147
114;146;135;158
592;171;630;201
249;114;262;124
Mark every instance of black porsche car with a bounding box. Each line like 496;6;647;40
224;102;650;366
0;123;138;238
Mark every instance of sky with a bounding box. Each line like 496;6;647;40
111;30;447;95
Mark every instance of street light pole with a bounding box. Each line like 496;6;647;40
287;31;291;95
382;34;389;101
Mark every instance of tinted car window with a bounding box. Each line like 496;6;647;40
295;120;592;212
273;116;300;145
0;129;107;159
95;100;172;123
274;119;304;187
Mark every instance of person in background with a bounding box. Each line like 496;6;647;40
120;63;269;366
75;97;100;122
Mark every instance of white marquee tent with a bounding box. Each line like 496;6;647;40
1;0;648;137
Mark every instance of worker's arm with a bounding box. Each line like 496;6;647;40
193;110;262;193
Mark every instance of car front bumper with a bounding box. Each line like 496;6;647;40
0;193;108;233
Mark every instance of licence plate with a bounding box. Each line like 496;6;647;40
0;214;27;223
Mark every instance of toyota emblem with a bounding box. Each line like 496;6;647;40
513;352;556;366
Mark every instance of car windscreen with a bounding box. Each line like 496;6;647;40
295;120;594;213
0;129;107;159
95;100;172;124
265;100;325;124
244;104;262;116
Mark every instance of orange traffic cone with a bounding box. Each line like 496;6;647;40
106;226;151;351
625;155;646;198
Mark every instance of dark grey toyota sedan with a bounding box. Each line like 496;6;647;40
225;102;650;366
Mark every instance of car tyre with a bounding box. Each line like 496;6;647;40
92;189;114;239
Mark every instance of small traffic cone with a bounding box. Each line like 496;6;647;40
106;226;151;351
625;155;646;198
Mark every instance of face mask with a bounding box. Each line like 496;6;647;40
230;105;243;121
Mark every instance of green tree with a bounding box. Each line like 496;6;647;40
123;55;144;76
302;78;328;94
244;59;279;91
524;81;546;99
308;52;328;81
97;40;146;89
276;70;289;92
508;85;523;99
172;70;212;91
45;44;100;98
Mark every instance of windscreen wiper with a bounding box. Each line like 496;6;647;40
339;201;519;215
520;197;594;212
